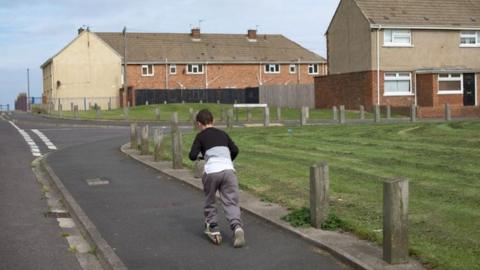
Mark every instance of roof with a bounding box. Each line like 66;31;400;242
95;32;325;64
353;0;480;28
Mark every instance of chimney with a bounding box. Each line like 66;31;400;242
191;28;201;39
247;29;257;40
78;27;85;35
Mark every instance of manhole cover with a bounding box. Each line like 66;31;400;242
85;177;110;186
44;211;71;218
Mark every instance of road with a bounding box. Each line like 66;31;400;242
1;112;348;270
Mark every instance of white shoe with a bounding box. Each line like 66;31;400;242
233;227;245;248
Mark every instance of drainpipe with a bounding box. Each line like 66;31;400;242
165;58;168;89
297;58;301;84
205;62;208;89
414;72;417;106
376;25;382;106
259;62;263;85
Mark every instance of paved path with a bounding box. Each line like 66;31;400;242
5;112;349;269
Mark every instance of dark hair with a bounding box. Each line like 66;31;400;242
196;109;214;125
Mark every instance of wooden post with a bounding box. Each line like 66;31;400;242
171;112;183;169
339;105;346;124
140;125;149;155
124;107;129;120
235;107;239;122
108;98;112;111
247;108;252;122
263;106;270;127
220;107;225;122
300;106;308;126
387;105;392;120
191;110;197;130
445;103;451;121
130;123;137;150
154;128;164;162
58;104;63;118
310;162;329;228
73;105;79;119
383;178;409;264
374;105;381;123
95;106;101;119
155;107;160;121
227;108;234;128
332;106;338;121
193;160;205;178
410;104;416;122
276;107;282;122
70;102;74;112
359;105;365;120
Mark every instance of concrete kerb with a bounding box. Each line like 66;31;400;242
120;143;424;270
34;155;128;270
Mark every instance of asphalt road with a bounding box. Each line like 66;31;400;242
3;112;349;270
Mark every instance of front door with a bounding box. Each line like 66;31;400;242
463;73;476;106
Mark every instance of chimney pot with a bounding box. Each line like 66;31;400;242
191;28;201;39
78;27;85;35
247;29;257;40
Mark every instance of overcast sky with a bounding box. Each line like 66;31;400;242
0;0;339;107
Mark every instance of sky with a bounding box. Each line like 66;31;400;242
0;0;340;108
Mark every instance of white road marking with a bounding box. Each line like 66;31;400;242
31;129;57;150
8;121;42;157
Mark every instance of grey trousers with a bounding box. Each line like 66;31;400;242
202;169;242;230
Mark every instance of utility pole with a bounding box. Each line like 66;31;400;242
123;26;128;107
27;68;30;111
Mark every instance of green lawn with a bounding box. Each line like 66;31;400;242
156;121;480;270
57;103;375;121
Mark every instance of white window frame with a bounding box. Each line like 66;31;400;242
384;72;413;96
141;64;154;77
187;64;204;74
438;73;463;94
308;64;319;75
460;31;480;47
289;64;297;74
384;29;412;47
264;64;280;74
169;64;177;74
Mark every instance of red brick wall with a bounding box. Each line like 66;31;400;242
418;105;480;118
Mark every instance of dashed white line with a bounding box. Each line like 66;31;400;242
9;121;42;157
31;129;57;150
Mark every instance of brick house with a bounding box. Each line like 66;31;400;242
97;28;327;106
315;0;480;117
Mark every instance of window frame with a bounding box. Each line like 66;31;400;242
384;29;413;47
169;64;177;75
460;31;480;47
383;72;413;96
438;73;463;94
141;64;154;77
308;64;319;75
186;64;204;74
289;64;297;74
264;64;280;74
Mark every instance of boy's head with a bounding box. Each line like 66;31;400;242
196;109;214;128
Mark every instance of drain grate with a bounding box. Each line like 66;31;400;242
44;211;71;218
85;177;110;186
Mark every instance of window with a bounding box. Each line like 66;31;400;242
264;64;280;74
384;72;412;95
308;64;319;75
141;65;154;76
187;64;203;74
384;29;412;46
289;64;297;74
460;31;480;46
169;64;177;74
438;74;463;94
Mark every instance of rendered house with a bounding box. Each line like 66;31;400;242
42;28;326;110
315;0;480;117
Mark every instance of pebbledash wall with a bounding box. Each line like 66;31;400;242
125;63;325;105
315;71;480;117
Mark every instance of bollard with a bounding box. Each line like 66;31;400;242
154;128;164;162
247;108;252;122
360;105;365;120
339;105;346;124
58;104;63;118
263;107;270;127
410;104;416;122
130;123;138;149
445;104;451;121
387;105;392;120
108;98;112;111
141;125;149;155
123;107;129;120
70;102;74;112
193;159;206;178
146;100;149;106
200;100;203;104
310;162;329;228
164;100;167;105
217;100;220;104
227;108;234;128
191;110;197;130
83;97;87;111
374;105;381;123
95;107;101;119
220;107;225;122
171;112;183;169
276;107;282;122
305;106;310;119
73;105;79;119
235;107;239;122
383;178;409;264
332;106;338;121
300;106;308;126
155;107;160;121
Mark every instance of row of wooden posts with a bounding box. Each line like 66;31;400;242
310;163;409;265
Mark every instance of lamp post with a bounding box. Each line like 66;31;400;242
123;26;128;108
27;68;30;111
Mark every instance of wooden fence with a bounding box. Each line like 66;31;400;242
259;84;314;108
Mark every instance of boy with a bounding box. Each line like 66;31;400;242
189;109;245;248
